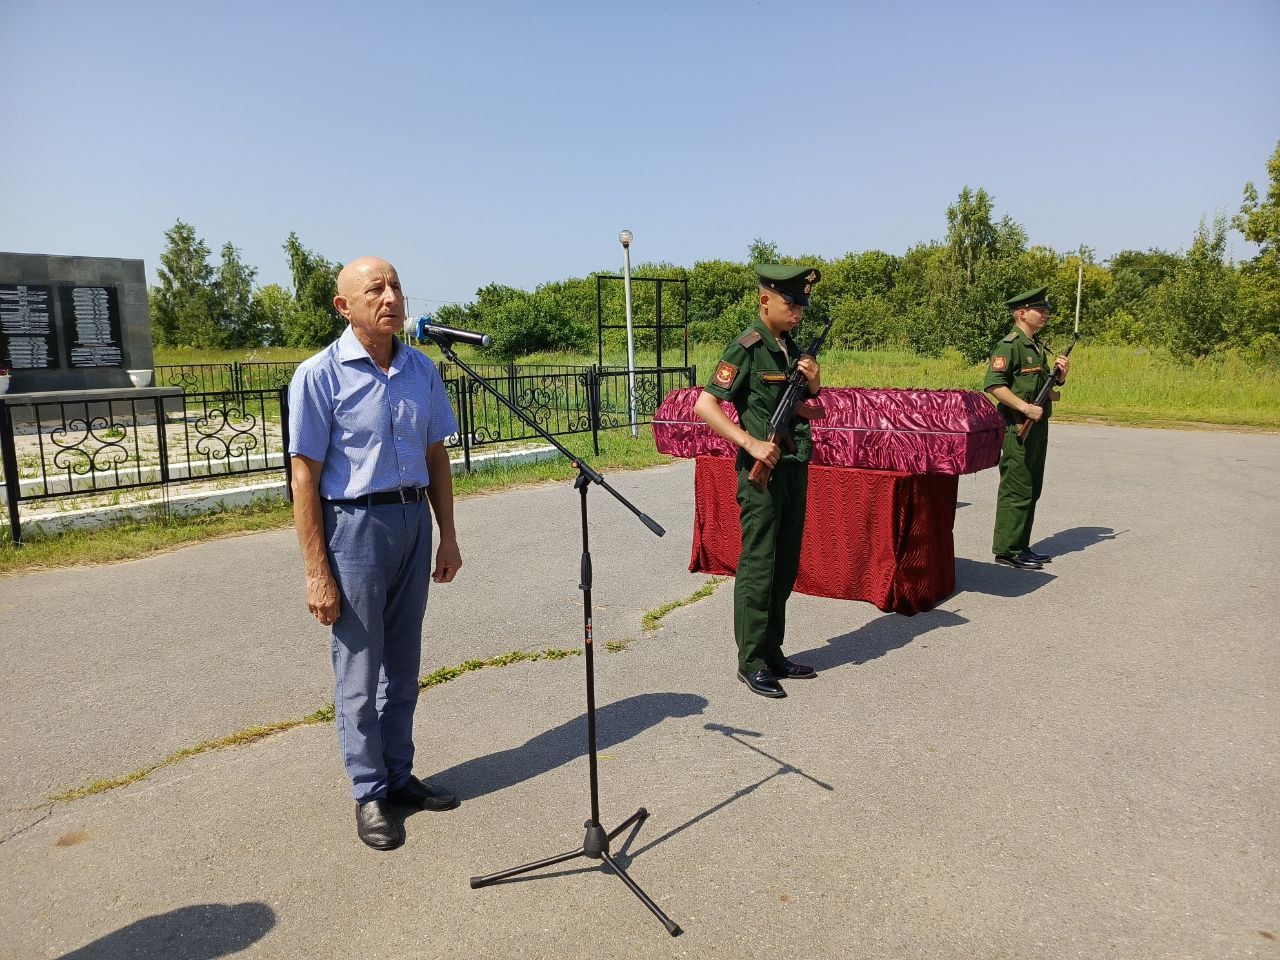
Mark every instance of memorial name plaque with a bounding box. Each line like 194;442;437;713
0;252;151;391
60;285;123;368
0;283;60;369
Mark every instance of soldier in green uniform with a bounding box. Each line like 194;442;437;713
693;264;823;698
983;285;1071;571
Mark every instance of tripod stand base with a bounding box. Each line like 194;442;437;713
470;806;682;936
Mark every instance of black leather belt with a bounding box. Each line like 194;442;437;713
324;487;427;507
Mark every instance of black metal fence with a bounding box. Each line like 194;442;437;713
154;361;299;396
441;364;696;470
2;362;696;543
1;388;287;544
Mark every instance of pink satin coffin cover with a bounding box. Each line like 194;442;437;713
653;386;1004;475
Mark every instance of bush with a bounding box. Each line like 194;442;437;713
1243;332;1280;367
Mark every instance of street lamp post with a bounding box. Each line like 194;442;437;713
619;229;638;438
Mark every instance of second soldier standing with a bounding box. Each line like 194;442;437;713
694;264;823;699
983;285;1071;570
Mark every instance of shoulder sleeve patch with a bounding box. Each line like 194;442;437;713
713;360;738;388
737;330;763;348
991;355;1007;371
1002;331;1019;342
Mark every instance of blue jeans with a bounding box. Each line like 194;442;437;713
323;499;433;802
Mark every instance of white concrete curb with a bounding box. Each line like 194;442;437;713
1;445;560;537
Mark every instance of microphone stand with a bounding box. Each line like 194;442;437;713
423;332;682;937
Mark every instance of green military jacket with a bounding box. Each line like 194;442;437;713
983;327;1056;425
703;316;812;468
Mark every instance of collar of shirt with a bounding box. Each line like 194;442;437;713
1011;328;1043;354
752;317;791;357
337;325;407;375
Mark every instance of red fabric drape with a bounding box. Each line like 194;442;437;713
689;456;958;615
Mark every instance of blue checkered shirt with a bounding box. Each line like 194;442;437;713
287;326;459;500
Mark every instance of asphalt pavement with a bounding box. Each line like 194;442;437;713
1;424;1276;960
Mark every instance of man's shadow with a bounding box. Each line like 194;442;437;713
58;903;275;960
786;607;970;673
431;692;708;802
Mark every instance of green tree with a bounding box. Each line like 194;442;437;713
150;219;216;347
748;238;778;264
250;284;293;347
1096;248;1180;342
938;189;1031;362
281;232;343;348
214;242;258;347
687;259;756;343
947;187;999;283
1233;139;1280;349
1148;215;1240;360
889;242;951;356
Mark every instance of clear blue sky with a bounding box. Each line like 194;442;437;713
2;0;1277;312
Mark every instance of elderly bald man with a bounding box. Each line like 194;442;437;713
288;256;463;850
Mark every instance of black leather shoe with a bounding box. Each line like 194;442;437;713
737;668;787;698
355;798;404;850
768;659;817;680
995;553;1043;571
1021;549;1052;564
388;774;459;811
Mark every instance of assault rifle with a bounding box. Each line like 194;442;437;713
1017;262;1082;443
747;319;832;492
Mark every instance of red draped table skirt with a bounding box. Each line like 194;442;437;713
690;456;958;615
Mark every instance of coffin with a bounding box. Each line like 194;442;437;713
691;455;957;614
653;386;1004;475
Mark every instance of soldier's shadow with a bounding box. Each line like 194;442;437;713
430;692;708;802
787;607;969;672
953;556;1054;598
1033;526;1122;558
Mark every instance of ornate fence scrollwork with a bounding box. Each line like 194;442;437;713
49;415;133;481
192;403;261;465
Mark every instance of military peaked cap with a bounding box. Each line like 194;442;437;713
755;263;821;306
1006;285;1051;311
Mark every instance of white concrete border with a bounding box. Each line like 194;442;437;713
1;445;560;536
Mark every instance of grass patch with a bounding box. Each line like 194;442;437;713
548;342;1280;430
419;647;580;688
51;706;335;802
50;646;582;803
641;577;726;634
0;496;295;577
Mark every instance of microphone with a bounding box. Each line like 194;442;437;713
415;316;491;348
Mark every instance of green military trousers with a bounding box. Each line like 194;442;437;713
992;418;1049;556
734;459;808;673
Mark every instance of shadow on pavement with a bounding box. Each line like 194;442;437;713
58;902;275;960
788;607;969;672
432;692;708;802
953;557;1053;598
617;722;834;864
1033;526;1122;558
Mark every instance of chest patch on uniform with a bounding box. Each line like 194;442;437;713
1019;366;1042;375
760;372;788;384
991;356;1007;371
713;361;738;387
